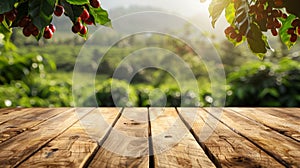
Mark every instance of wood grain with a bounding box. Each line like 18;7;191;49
0;108;67;144
178;107;283;168
205;108;300;167
150;107;215;168
0;108;45;125
0;108;93;167
18;108;120;168
88;108;149;168
229;108;300;142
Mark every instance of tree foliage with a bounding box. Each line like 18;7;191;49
1;0;300;57
0;0;110;43
209;0;300;58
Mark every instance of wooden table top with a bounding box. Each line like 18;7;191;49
0;107;299;168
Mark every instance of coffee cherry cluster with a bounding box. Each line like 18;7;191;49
224;26;243;42
0;0;102;39
71;9;92;35
249;0;287;36
19;15;56;39
0;8;18;23
0;8;56;39
287;18;300;42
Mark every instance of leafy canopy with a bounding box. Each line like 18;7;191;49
209;0;300;59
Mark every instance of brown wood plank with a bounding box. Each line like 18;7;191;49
178;108;283;168
0;108;46;125
0;108;94;167
18;108;120;167
229;108;300;142
150;107;215;168
0;108;24;114
204;108;300;167
0;108;68;144
270;108;300;122
88;108;149;168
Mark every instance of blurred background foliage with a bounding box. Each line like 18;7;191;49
0;9;300;107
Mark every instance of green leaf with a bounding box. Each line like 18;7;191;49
246;23;267;59
66;0;89;5
61;0;83;23
28;0;56;31
209;0;231;28
89;6;111;27
0;0;17;14
279;14;297;49
225;3;235;24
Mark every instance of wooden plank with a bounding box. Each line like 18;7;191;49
0;108;45;125
0;108;24;114
0;108;93;167
0;108;68;144
88;108;149;168
178;108;283;168
229;108;300;142
270;108;300;122
204;108;300;167
150;107;215;168
18;108;121;167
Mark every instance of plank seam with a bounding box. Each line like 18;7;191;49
147;107;155;168
175;107;222;168
230;109;300;143
204;108;292;168
14;108;94;168
82;107;124;168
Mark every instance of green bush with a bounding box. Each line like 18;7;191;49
83;79;138;107
226;58;300;106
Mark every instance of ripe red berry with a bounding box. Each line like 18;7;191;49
298;27;300;35
72;21;83;33
18;16;31;27
290;34;297;42
49;24;56;33
0;14;4;22
72;26;78;33
271;29;278;36
54;5;64;17
80;9;90;21
80;26;88;35
230;31;237;39
43;27;53;39
84;17;94;25
32;29;39;36
23;26;32;37
5;11;16;21
224;26;234;35
282;13;287;19
291;19;300;28
274;19;281;28
236;35;243;42
27;23;38;33
90;0;100;8
287;28;295;35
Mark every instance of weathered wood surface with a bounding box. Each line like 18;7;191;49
150;108;215;168
0;107;299;168
88;108;149;168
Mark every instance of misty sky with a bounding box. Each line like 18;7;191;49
100;0;227;38
101;0;211;17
